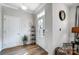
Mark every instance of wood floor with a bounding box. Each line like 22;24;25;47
0;44;48;55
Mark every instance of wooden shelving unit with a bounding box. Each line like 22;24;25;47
30;26;36;44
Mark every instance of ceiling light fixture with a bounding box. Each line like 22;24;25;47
21;5;28;10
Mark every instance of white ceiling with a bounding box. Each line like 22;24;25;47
2;3;79;13
6;3;40;11
65;3;79;8
24;3;40;11
1;3;45;14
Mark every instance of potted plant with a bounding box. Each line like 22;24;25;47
22;35;28;45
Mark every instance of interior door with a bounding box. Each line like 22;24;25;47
3;15;21;49
37;16;46;50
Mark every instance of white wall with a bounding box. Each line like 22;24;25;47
0;5;2;51
69;6;76;42
2;6;34;49
52;3;70;54
45;3;53;54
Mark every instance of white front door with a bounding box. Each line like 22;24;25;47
37;16;46;50
3;15;21;49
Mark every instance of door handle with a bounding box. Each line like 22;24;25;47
43;29;45;35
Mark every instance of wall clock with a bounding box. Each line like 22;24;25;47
59;10;66;21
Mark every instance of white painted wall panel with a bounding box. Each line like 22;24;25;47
0;5;2;51
69;6;76;42
45;3;53;54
